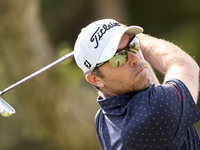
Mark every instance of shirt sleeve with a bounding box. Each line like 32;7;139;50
147;78;200;148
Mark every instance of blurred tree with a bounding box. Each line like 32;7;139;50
0;0;199;150
90;0;130;23
0;0;59;149
40;0;95;47
0;0;101;150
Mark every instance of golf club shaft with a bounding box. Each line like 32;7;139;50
0;51;74;96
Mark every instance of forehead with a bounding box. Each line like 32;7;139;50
117;33;130;50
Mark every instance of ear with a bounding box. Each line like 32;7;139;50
85;73;104;88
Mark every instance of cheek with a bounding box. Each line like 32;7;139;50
134;69;151;89
104;69;133;86
137;50;145;60
102;69;128;87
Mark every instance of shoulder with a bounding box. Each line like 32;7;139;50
149;78;192;101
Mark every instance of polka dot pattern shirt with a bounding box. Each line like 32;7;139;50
95;79;200;150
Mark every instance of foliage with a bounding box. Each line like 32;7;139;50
0;0;199;149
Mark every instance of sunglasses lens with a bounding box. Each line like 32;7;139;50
98;37;141;69
129;37;140;53
109;51;127;68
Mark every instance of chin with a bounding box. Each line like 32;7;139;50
136;77;151;91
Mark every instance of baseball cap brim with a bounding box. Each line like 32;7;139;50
98;26;143;64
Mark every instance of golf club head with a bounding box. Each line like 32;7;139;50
0;97;15;117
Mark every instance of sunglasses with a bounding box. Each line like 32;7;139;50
96;35;140;68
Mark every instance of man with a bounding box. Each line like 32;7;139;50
74;19;200;150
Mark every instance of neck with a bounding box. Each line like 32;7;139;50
98;89;118;99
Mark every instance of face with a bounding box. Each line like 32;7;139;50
97;33;152;97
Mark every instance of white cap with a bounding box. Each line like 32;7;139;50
74;19;143;74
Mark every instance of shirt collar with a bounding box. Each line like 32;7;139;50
97;91;138;110
97;84;154;115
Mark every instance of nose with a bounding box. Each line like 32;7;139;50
127;51;140;66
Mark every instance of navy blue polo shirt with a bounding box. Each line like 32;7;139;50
95;79;200;150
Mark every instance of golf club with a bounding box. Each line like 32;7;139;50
0;51;74;117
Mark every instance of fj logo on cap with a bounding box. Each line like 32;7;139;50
90;22;121;49
84;60;92;69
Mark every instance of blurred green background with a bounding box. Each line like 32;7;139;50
0;0;199;150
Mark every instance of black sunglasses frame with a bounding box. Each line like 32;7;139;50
95;35;140;68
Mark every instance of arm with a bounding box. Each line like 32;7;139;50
137;33;199;103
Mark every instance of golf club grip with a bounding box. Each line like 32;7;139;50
0;51;74;96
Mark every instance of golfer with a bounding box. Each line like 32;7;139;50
74;19;200;150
